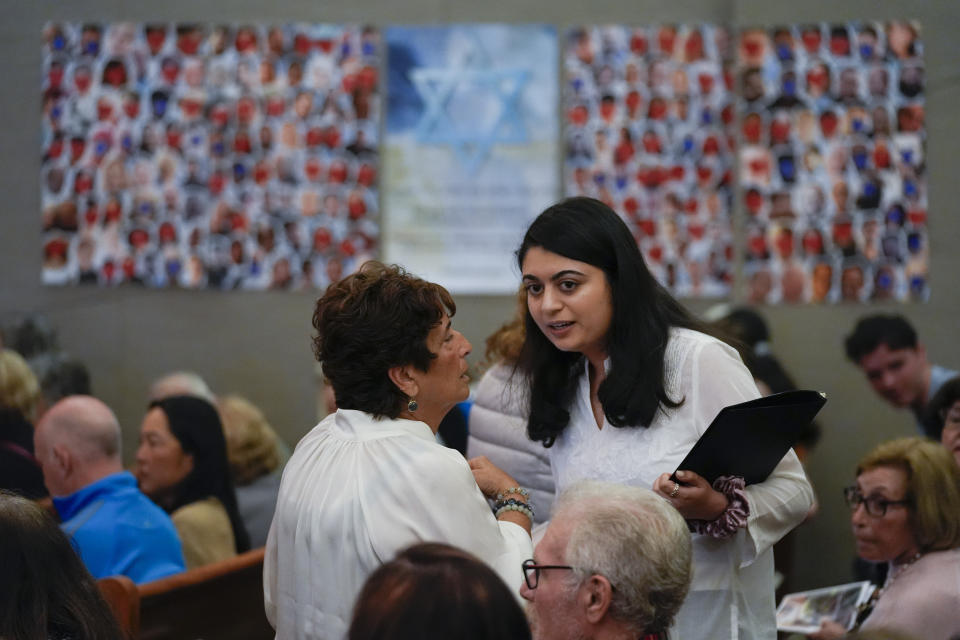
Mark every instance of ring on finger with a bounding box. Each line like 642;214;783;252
669;481;680;498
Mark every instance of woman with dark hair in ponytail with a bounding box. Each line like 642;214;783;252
515;197;813;640
135;395;250;569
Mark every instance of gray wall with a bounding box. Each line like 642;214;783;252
2;0;958;591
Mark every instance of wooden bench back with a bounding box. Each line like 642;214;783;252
99;547;273;640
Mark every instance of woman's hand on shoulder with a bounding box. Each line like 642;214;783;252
468;456;518;500
806;619;846;640
654;470;729;521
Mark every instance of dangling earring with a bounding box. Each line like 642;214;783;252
407;398;419;412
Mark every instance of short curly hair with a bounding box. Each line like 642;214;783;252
0;350;40;420
312;262;455;419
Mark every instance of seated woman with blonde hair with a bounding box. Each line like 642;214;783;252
217;393;284;547
0;349;47;499
811;437;960;639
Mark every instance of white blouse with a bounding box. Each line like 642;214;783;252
263;409;531;640
550;328;814;640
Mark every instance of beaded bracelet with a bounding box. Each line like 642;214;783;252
496;487;530;501
687;475;749;539
495;501;534;521
493;497;534;517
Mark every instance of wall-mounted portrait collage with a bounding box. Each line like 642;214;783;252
562;24;737;299
39;20;927;304
41;22;381;290
738;21;926;304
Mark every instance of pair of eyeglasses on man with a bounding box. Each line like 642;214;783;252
842;486;911;517
521;559;574;589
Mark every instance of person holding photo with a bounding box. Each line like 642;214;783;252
811;437;960;640
515;197;813;640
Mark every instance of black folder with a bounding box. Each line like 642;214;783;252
671;390;827;486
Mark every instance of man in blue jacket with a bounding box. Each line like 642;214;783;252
34;395;185;583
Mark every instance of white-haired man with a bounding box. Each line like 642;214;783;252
34;395;185;583
521;481;692;640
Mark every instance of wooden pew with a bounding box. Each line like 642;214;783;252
99;547;273;640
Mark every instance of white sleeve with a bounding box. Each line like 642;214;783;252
688;339;814;567
364;444;532;594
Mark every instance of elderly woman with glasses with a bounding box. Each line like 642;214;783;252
811;437;960;640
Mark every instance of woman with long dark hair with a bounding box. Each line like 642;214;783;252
135;394;250;569
0;490;123;640
515;197;813;640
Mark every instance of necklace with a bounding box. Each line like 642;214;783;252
854;552;923;628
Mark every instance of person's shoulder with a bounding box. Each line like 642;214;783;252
173;496;228;525
668;327;739;362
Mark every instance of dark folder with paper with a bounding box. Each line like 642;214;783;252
672;390;827;485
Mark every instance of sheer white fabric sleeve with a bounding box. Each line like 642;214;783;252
364;445;532;594
687;339;814;567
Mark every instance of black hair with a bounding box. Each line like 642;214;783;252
349;543;531;640
0;491;123;640
516;197;707;446
148;395;251;553
844;314;918;363
927;376;960;441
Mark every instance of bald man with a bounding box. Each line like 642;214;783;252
34;395;185;583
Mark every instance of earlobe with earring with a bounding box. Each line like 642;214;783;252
407;398;418;412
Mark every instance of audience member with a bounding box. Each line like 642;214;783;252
845;314;957;437
265;262;533;640
928;375;960;466
0;490;124;640
33;395;185;582
349;542;531;640
468;290;555;526
135;395;250;569
217;393;283;547
811;438;960;640
710;306;821;458
37;355;92;416
516;198;812;640
521;481;692;640
0;349;47;498
148;370;216;404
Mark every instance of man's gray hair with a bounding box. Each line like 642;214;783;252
149;371;215;404
554;480;693;635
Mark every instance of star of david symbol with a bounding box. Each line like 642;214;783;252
411;62;530;174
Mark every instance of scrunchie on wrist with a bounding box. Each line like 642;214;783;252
687;475;749;539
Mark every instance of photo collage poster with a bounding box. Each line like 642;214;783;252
562;25;737;299
738;21;927;304
39;20;929;303
41;22;381;290
383;25;559;294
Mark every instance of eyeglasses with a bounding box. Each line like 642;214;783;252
843;486;911;517
521;559;574;589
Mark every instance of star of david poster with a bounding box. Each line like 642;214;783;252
41;22;381;290
738;21;927;304
562;25;737;299
383;25;559;294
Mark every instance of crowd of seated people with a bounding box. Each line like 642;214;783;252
2;201;959;640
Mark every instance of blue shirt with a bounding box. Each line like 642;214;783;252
54;471;185;584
